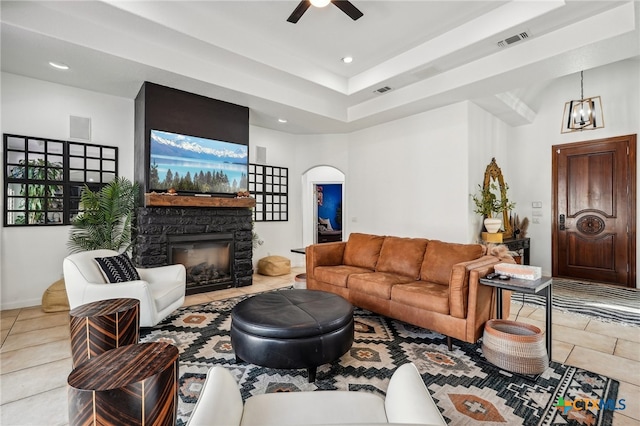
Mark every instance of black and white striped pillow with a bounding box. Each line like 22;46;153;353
94;253;140;283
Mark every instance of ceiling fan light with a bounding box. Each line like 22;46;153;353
310;0;331;8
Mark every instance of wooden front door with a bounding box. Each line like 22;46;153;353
552;134;636;287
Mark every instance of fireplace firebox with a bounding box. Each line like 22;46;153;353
168;233;234;294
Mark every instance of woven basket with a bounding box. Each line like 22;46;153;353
482;319;549;375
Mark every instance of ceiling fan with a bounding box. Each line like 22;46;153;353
287;0;363;24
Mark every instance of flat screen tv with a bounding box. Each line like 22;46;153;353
148;129;248;196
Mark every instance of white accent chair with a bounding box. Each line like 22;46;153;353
187;362;447;426
63;249;186;327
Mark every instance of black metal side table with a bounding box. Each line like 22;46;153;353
480;275;553;360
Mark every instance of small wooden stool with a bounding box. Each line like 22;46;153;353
68;342;179;426
69;298;140;368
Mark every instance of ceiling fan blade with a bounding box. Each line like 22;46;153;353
333;1;363;21
287;0;311;23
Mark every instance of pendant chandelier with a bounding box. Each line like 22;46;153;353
561;70;604;133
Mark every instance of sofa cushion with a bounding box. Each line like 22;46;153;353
241;390;388;425
314;265;372;288
94;253;140;283
391;281;450;315
376;237;428;279
420;241;483;285
348;272;415;300
343;233;385;270
151;277;189;312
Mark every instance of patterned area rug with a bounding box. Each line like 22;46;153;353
140;290;620;426
513;278;640;327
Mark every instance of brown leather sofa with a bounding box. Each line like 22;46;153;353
306;233;512;348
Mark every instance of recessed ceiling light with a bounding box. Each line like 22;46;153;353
341;56;353;64
278;118;288;123
49;61;69;70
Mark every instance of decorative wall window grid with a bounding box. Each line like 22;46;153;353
248;163;288;222
3;134;118;226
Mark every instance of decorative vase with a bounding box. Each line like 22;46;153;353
484;218;502;233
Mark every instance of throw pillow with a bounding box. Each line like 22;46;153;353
94;253;141;283
318;217;333;231
343;233;385;270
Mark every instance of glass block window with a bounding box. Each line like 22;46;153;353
3;134;118;226
248;163;288;222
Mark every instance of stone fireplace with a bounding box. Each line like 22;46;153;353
133;197;254;295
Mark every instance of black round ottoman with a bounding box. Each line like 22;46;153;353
230;289;354;382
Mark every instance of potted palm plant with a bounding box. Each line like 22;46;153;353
67;177;139;253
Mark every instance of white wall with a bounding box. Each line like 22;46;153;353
467;102;511;243
247;126;301;266
1;73;135;309
347;103;474;242
507;59;640;281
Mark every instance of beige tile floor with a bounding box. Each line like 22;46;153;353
1;269;639;425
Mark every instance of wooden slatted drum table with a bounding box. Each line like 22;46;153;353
67;342;179;426
69;298;140;368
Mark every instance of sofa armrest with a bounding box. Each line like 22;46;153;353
305;241;347;279
187;367;243;426
385;363;447;425
449;255;502;319
464;257;514;342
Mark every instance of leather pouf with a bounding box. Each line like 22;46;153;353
41;278;70;313
258;255;291;276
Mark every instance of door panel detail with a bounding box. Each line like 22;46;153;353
566;233;615;270
567;152;615;217
577;215;605;235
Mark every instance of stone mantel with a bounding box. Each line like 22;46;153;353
144;193;256;208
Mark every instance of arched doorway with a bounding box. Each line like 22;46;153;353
301;166;345;248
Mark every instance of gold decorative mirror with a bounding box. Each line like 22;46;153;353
482;158;513;237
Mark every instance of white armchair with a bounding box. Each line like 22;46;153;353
63;249;186;327
187;362;447;426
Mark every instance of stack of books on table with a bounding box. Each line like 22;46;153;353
494;263;542;280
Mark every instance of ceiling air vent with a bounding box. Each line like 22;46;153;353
374;86;392;94
497;31;530;48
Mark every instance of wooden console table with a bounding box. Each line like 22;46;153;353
68;342;179;426
69;298;139;368
502;237;530;265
